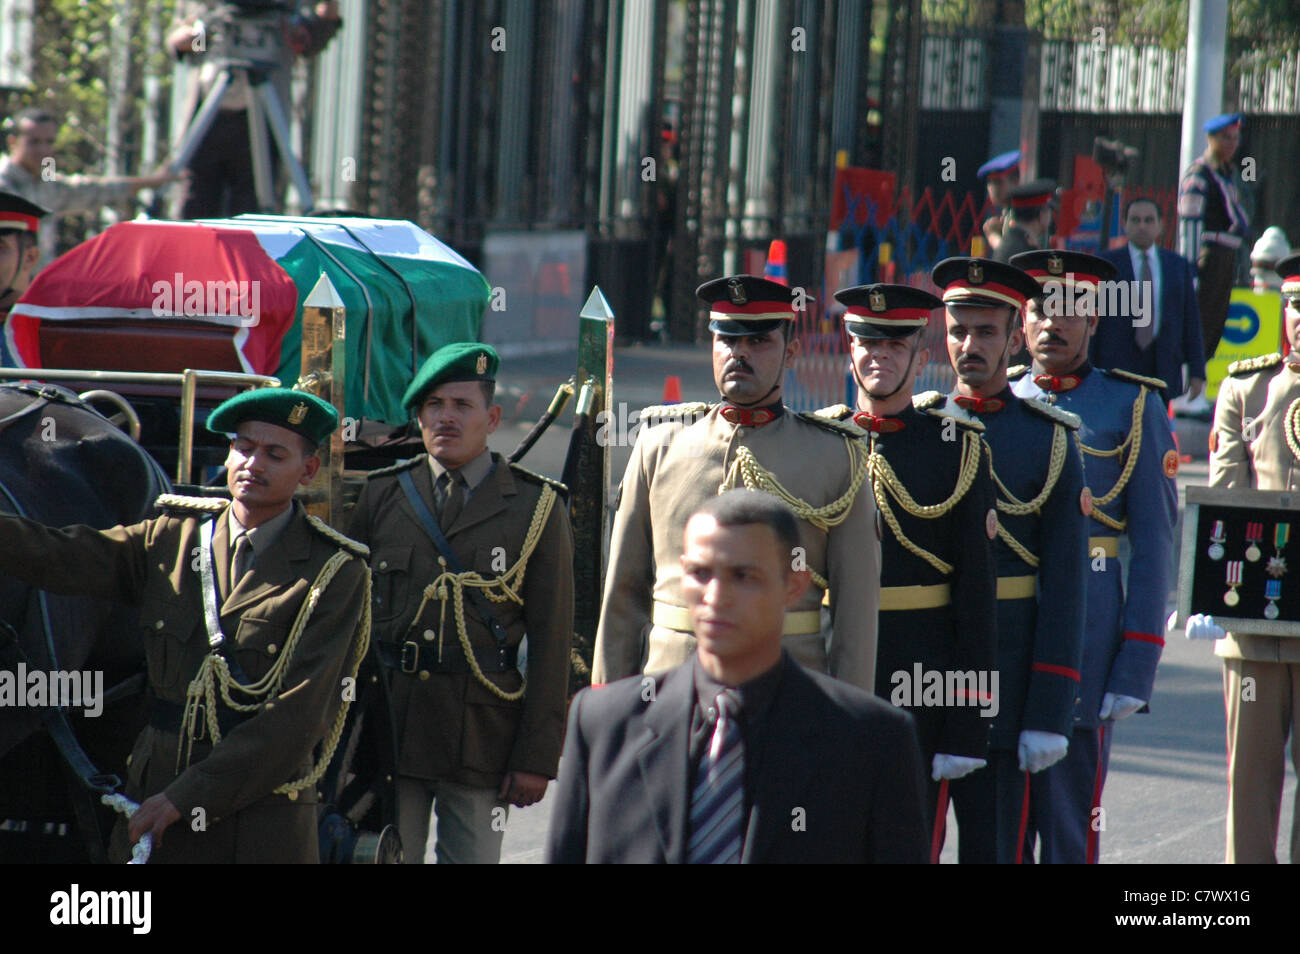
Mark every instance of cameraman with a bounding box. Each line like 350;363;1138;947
168;1;341;219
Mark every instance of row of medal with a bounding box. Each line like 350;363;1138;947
1209;520;1289;618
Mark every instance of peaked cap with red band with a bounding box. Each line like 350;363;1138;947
1276;253;1300;300
0;191;47;235
1010;249;1118;295
1008;178;1058;210
697;274;806;336
931;256;1043;312
836;283;942;339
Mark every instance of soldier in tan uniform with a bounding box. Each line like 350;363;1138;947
592;275;879;691
349;343;573;864
0;388;370;863
1198;253;1300;862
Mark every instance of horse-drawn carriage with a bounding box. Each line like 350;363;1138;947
0;215;609;863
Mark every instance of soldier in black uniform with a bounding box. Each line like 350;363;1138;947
994;180;1057;264
817;283;999;862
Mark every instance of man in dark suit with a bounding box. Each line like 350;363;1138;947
1095;197;1207;405
546;489;928;864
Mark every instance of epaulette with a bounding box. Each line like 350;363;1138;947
797;411;866;438
1007;364;1030;381
920;403;985;433
364;456;424;479
154;493;228;513
508;461;569;494
1022;399;1082;431
635;401;711;425
1103;367;1167;391
912;390;945;410
306;514;370;557
1227;353;1283;377
813;404;852;421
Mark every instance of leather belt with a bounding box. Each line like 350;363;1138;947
879;583;952;611
1089;536;1119;558
1201;231;1243;249
150;697;253;740
996;575;1037;600
376;637;517;676
652;601;822;636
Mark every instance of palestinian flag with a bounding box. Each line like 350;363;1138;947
5;216;489;426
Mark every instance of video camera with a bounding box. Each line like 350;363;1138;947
1093;137;1140;176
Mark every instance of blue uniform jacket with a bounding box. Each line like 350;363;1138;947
1013;364;1177;726
947;386;1088;747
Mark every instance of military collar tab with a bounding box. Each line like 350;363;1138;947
852;411;906;434
953;394;1006;414
1033;362;1092;392
720;403;785;427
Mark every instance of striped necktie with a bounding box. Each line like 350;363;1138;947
688;689;744;864
1136;249;1155;350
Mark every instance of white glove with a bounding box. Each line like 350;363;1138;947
931;753;987;781
1183;613;1226;641
1017;730;1069;773
1098;692;1145;721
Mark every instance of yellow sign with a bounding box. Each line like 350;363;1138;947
1206;288;1283;401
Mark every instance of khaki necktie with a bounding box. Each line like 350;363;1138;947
230;531;253;595
1136;250;1155;351
438;471;464;531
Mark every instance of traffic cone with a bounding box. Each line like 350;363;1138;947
764;239;788;286
662;375;682;404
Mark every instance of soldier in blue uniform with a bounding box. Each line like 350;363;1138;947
1009;249;1178;863
931;256;1089;863
816;283;999;862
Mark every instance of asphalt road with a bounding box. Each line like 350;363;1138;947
477;346;1294;864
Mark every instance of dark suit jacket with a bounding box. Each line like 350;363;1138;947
1094;245;1206;401
545;653;929;863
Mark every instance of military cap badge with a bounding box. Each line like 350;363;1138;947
968;261;984;284
868;288;886;312
476;353;488;374
727;278;748;305
288;402;309;425
1047;254;1064;276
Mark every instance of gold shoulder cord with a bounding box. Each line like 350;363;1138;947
1073;386;1147;532
867;428;982;575
1284;398;1300;462
180;545;373;796
990;424;1069;568
404;484;559;702
719;433;870;591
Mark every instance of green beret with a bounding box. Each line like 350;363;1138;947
402;342;499;411
206;387;339;448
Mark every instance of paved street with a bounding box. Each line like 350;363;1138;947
483;345;1295;864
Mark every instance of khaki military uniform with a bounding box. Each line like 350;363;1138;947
348;452;573;860
1209;351;1300;862
592;403;879;690
0;497;370;863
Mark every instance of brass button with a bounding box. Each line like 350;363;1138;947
266;643;278;655
736;427;746;438
423;629;436;642
419;671;430;681
379;560;389;570
154;619;165;631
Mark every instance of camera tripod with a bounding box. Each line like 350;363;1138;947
169;58;315;215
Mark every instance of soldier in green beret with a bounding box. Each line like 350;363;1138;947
0;386;372;862
349;342;574;864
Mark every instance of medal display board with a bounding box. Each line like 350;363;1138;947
1178;486;1300;636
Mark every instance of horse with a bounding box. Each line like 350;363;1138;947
0;382;171;862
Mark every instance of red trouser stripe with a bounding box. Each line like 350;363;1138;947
931;778;950;864
1085;724;1107;864
1015;771;1031;864
1032;661;1081;681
